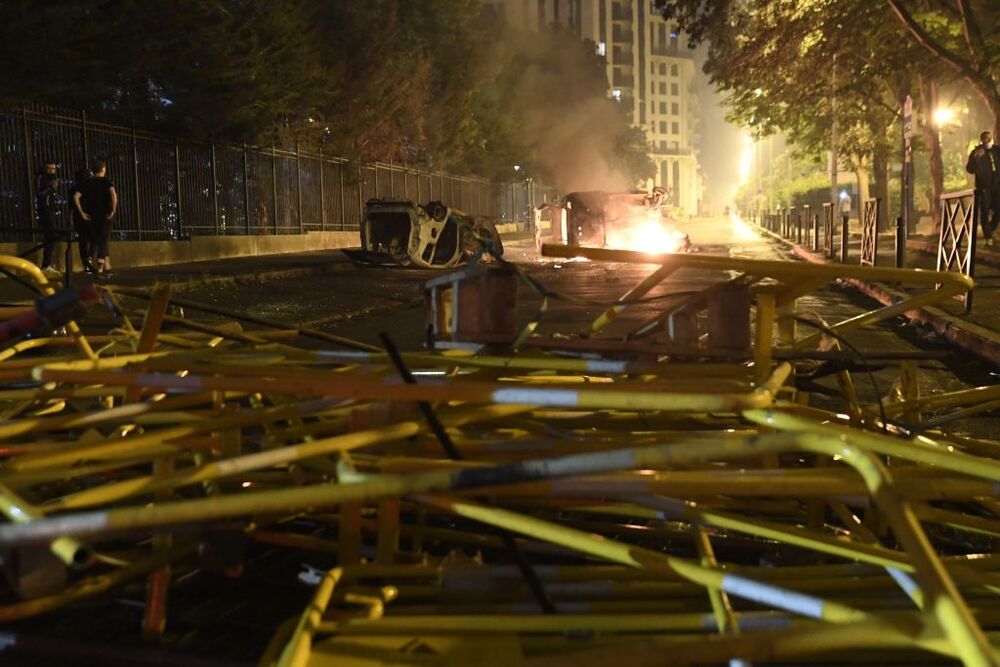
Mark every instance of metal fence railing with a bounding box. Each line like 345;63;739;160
860;197;881;267
937;189;978;313
1;105;540;243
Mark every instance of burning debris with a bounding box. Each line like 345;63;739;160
535;187;690;254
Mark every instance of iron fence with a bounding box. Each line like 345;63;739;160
937;189;978;313
860;197;881;267
1;105;538;243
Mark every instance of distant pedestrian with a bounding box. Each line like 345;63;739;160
69;168;94;272
966;131;1000;246
34;159;61;275
838;191;852;228
77;160;117;276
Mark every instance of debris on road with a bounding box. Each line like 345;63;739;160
0;245;999;666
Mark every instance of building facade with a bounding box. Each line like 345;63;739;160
484;0;703;216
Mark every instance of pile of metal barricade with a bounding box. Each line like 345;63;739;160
0;246;998;667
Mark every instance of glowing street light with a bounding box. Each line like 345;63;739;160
933;107;956;127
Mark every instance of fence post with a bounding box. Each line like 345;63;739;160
210;143;220;236
813;213;820;251
271;144;279;234
174;143;183;237
895;216;906;268
796;209;803;244
81;110;90;168
295;142;303;234
242;145;251;235
132;126;142;239
319;146;326;232
357;163;364;229
339;162;346;231
840;215;849;263
22;107;34;239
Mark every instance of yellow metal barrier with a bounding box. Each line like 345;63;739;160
0;250;994;666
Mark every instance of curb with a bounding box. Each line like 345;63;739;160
104;228;533;291
754;225;1000;368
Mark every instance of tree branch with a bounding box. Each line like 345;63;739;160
956;0;987;68
885;0;1000;132
885;0;980;80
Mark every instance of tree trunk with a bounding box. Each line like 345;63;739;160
918;76;944;235
925;131;944;234
856;166;870;204
873;147;889;217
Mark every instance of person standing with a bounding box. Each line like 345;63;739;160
77;160;117;276
69;168;94;272
966;131;1000;246
838;191;852;228
34;160;61;275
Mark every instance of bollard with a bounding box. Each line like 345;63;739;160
895;216;906;269
840;215;849;263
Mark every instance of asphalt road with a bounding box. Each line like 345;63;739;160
9;216;1000;663
162;215;1000;436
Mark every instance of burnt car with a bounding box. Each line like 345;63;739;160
356;199;503;269
558;189;690;253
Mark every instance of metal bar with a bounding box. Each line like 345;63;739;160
22;107;34;240
295;142;303;234
132;125;142;239
210;144;219;237
271;144;279;235
319;147;326;232
242;145;251;235
174;143;183;236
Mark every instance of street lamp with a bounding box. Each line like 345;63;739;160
933;107;956;128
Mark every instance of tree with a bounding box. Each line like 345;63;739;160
654;0;954;227
886;0;1000;137
0;1;653;187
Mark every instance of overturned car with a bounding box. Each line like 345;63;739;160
354;199;504;269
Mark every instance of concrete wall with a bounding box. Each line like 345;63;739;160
2;231;359;271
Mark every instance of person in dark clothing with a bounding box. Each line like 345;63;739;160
76;160;117;276
69;168;94;272
966;131;1000;246
34;160;61;274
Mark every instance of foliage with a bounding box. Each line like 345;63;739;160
0;1;653;186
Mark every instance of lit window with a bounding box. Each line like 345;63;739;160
597;42;606;56
612;89;623;101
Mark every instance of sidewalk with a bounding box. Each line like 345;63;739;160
754;222;1000;367
0;230;537;302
